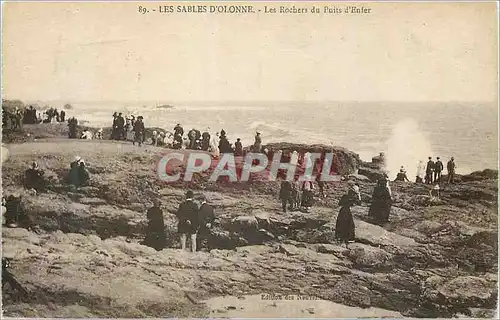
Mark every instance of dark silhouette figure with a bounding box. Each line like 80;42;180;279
335;194;357;247
133;116;145;146
434;157;444;183
425;157;435;184
279;180;292;213
234;138;243;156
447;157;456;184
196;196;215;251
368;178;392;225
143;200;166;251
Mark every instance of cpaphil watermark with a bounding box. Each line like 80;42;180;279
156;150;343;182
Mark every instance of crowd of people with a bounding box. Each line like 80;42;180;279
2;109;464;253
2;105;68;132
105;113;264;156
145;190;216;252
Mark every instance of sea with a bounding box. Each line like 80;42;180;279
33;101;498;177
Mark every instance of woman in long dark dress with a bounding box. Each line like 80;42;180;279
368;177;392;225
335;194;356;247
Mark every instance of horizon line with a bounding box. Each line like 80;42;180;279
2;98;498;105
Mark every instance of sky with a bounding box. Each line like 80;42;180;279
1;2;498;102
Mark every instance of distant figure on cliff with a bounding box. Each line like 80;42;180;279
394;166;410;182
201;129;211;151
434;157;444;183
425;157;435;184
133;116;145;146
96;128;104;140
335;193;358;247
447;157;456;184
111;112;118;140
175;190;199;252
368;177;392;225
143;200;166;251
253;132;262;152
117;113;125;140
234;138;243;156
210;132;220;157
173;124;184;149
218;134;232;154
151;130;158;146
67;117;78;139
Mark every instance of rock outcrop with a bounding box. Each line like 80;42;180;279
1;140;497;318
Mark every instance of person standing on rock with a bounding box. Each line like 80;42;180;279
111;112;118;140
234;138;243;156
290;180;301;211
434;157;444;183
143;199;166;251
176;190;200;252
253;132;262;152
117;113;126;140
196;195;215;251
447;157;456;184
133;116;145;146
425;156;435;184
279;180;292;213
368;177;392;225
300;180;314;212
201;129;211;151
335;193;357;247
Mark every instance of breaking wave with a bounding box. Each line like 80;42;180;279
385;118;433;180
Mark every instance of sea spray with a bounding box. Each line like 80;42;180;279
385;119;433;180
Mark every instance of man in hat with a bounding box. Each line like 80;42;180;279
425;157;435;184
117;113;125;140
434;157;444;183
447;157;456;184
175;190;200;252
196;195;215;251
133;116;145;146
143;199;166;251
111;112;118;140
253;132;262;152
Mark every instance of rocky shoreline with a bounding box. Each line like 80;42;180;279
1;123;498;318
